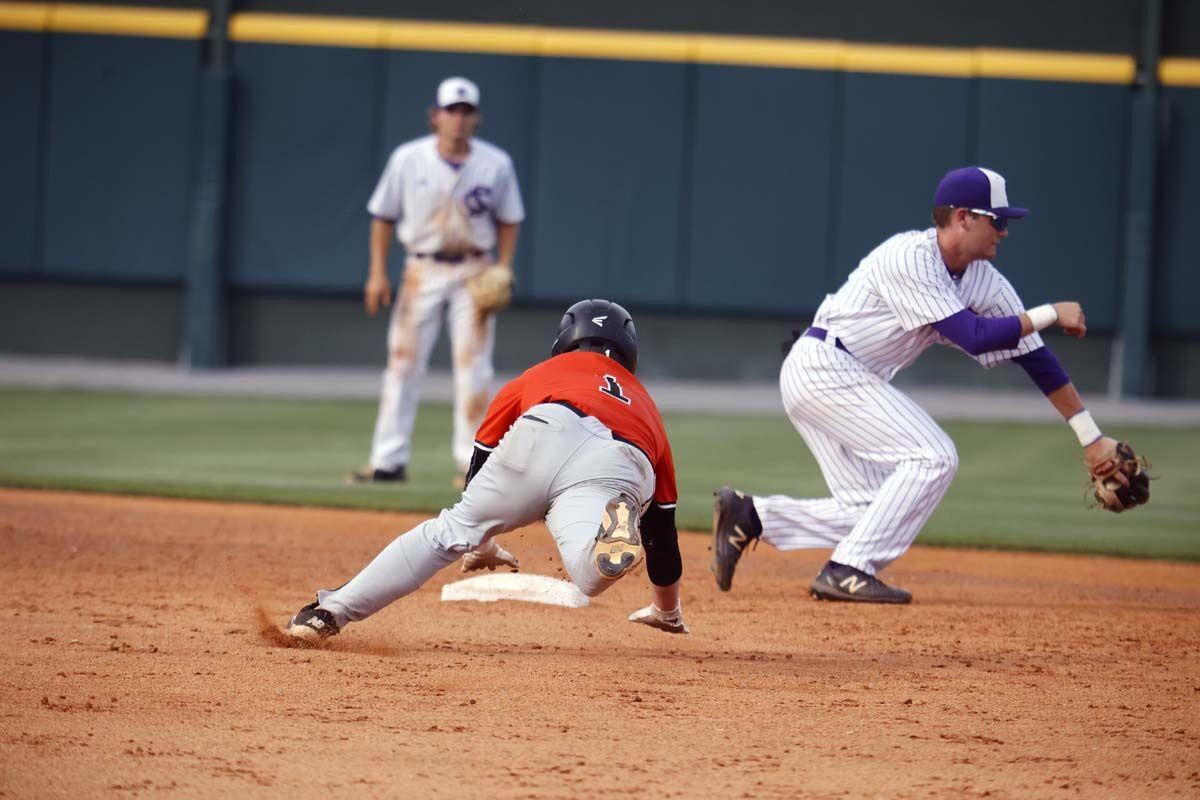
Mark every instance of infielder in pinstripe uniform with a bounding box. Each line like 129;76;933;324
712;167;1127;603
349;76;524;487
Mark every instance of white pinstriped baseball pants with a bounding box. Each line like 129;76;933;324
754;336;958;575
369;256;496;474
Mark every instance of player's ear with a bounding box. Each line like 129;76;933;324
427;106;438;131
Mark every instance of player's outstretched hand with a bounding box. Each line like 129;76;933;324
1053;301;1087;338
364;274;392;316
1084;436;1122;482
628;603;689;634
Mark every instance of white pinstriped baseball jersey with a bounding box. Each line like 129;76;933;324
813;228;1043;380
367;135;525;253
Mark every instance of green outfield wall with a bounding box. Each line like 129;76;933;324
2;1;1199;394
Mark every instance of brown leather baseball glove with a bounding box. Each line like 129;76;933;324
1090;441;1151;512
466;264;514;315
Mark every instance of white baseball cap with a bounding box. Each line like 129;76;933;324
437;76;480;109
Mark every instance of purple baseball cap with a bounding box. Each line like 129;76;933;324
933;167;1029;219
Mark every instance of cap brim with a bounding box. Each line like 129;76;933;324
995;206;1029;219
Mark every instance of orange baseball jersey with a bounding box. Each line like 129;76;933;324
474;351;678;505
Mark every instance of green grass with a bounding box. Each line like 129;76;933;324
2;388;1197;560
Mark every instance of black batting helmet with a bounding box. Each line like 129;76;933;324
550;299;638;373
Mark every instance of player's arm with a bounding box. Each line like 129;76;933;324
494;221;520;271
365;149;406;316
365;218;395;316
492;155;524;272
931;301;1086;356
628;446;687;634
1011;347;1121;477
627;502;685;634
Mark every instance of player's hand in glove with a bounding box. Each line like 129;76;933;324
466;264;514;315
628;603;689;634
461;539;520;573
1086;436;1151;513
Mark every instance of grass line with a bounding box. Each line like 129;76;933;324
2;388;1196;560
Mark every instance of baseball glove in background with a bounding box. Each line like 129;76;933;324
466;264;514;315
1090;441;1151;512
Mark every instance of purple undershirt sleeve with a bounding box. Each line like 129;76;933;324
931;308;1023;356
1012;346;1072;395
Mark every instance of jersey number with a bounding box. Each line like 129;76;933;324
599;375;632;405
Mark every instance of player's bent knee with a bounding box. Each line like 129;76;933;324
592;493;644;582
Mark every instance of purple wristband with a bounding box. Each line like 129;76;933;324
1013;347;1071;395
931;309;1022;356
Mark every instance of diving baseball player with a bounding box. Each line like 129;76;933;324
711;166;1145;603
349;76;525;487
290;299;688;640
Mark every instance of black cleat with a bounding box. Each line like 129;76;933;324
286;602;340;642
345;465;407;484
810;561;912;604
710;487;762;591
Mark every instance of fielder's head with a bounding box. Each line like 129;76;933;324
932;166;1028;230
932;166;1028;261
430;76;480;139
551;299;639;374
436;76;480;111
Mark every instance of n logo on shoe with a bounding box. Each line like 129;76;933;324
839;575;867;594
727;525;749;552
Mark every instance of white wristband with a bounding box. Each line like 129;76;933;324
1026;304;1058;332
1067;410;1103;447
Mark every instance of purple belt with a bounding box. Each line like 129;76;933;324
805;326;850;354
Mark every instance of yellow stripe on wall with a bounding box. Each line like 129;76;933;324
0;2;50;30
0;3;209;39
1161;58;1200;88
840;43;975;79
693;35;843;71
383;19;538;56
978;48;1136;84
0;2;1149;85
230;12;385;49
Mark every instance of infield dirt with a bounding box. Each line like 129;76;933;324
2;489;1197;798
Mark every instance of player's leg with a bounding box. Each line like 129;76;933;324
293;412;563;640
826;384;957;576
362;260;447;476
446;261;497;478
772;337;956;574
711;407;879;591
544;426;655;597
754;421;879;550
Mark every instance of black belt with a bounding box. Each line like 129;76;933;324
805;326;850;354
412;250;484;264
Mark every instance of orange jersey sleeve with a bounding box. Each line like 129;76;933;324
474;374;526;449
472;351;677;504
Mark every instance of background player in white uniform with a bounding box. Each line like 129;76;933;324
349;76;525;486
711;166;1129;603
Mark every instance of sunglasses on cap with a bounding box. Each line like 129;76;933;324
964;208;1008;232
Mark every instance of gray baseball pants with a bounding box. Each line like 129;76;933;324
318;402;655;629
